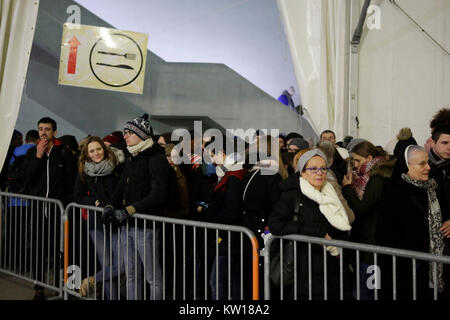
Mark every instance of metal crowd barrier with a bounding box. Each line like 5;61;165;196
63;203;260;300
0;192;65;298
4;192;449;301
263;234;450;300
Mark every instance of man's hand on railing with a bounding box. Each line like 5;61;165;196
111;209;130;228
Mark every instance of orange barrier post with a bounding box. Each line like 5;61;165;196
251;235;259;300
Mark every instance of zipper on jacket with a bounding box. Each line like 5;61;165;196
44;146;53;217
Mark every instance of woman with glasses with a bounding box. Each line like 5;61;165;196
341;140;395;299
268;149;352;300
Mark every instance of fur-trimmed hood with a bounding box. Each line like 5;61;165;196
369;157;396;179
110;146;126;164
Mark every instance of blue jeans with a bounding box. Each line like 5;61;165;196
210;255;240;300
122;226;162;300
90;229;123;300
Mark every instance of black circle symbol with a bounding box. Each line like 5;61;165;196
89;33;144;88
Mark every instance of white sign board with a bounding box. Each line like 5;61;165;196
59;24;148;94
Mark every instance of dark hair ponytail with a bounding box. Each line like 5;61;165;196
352;141;387;159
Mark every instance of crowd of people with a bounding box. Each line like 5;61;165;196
1;108;450;300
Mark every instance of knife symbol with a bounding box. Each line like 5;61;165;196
96;62;134;70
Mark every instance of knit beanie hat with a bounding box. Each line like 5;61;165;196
288;137;309;150
124;113;152;141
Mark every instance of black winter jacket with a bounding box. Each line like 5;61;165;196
109;144;169;223
179;163;214;220
73;171;121;229
23;139;76;205
204;170;245;256
268;172;349;299
429;149;450;212
342;159;395;247
241;169;282;243
376;176;450;299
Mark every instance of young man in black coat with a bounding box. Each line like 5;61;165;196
23;117;76;300
428;109;450;221
427;109;450;299
104;114;169;300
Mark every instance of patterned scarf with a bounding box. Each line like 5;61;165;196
401;174;445;292
351;156;385;200
83;159;115;177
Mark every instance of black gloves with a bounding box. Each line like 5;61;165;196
102;206;115;226
111;209;130;228
102;206;129;228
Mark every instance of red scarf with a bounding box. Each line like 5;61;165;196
351;156;385;200
214;169;246;192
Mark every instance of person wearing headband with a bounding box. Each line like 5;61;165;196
377;145;450;300
269;149;352;299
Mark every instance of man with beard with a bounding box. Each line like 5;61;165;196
24;117;76;299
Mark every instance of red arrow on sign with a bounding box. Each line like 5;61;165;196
67;36;81;74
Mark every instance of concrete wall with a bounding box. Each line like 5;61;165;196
14;0;317;143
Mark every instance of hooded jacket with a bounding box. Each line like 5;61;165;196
23;138;76;205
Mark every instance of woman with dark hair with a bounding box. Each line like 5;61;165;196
269;149;351;300
341;140;395;299
73;136;123;299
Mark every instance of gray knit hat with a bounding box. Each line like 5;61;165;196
124;113;152;140
297;149;329;172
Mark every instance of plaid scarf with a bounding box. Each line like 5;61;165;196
401;174;445;292
351;156;385;200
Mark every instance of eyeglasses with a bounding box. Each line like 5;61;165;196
304;167;329;174
123;130;134;137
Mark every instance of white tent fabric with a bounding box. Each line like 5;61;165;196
357;0;450;147
0;0;39;169
277;0;348;140
278;0;450;147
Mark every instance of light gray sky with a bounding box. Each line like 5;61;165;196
75;0;301;104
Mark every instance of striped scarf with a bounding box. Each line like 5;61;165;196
351;156;385;200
